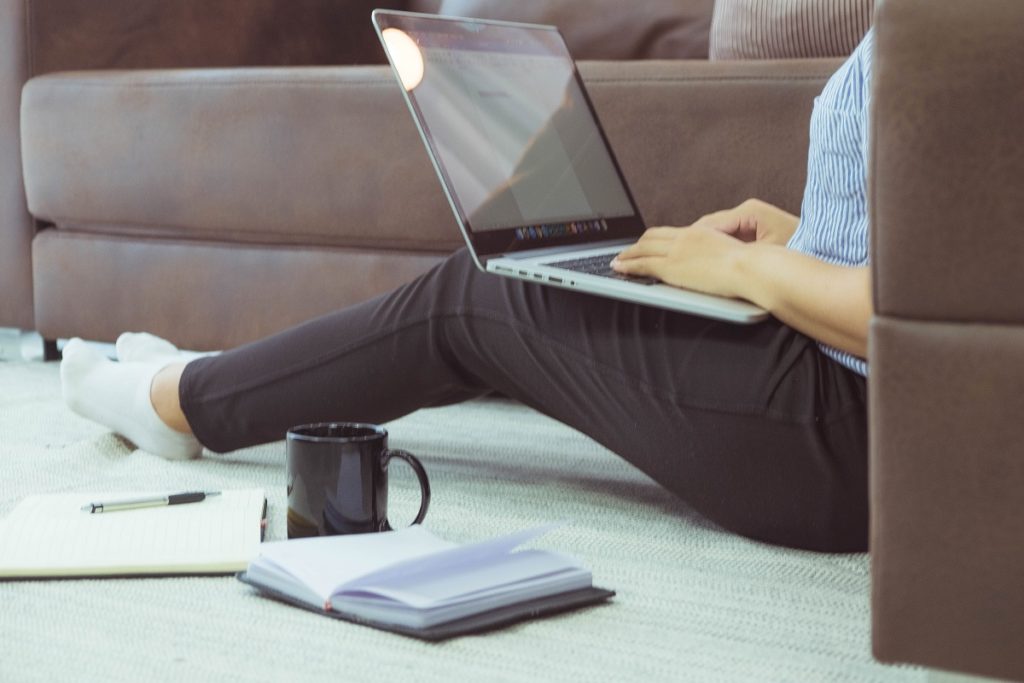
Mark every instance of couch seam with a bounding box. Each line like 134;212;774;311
34;226;456;255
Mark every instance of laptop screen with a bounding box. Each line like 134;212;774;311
374;11;645;256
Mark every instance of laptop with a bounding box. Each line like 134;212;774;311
372;10;766;324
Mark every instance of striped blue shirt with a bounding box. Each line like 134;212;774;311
787;29;874;376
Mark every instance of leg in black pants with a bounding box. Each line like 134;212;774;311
180;249;868;552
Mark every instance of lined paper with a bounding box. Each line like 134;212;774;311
0;489;265;577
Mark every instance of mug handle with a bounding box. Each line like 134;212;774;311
381;448;431;529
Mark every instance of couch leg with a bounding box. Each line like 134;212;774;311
43;339;61;362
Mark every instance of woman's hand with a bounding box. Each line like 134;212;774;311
686;198;800;246
610;224;748;298
609;198;872;358
610;199;799;297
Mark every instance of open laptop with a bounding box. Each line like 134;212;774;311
372;10;766;323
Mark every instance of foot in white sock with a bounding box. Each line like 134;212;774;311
61;338;202;460
116;332;217;364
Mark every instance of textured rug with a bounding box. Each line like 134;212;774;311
0;360;923;682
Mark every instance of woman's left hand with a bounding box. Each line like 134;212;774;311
610;225;749;299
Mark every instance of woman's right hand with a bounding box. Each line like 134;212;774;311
609;199;798;300
691;198;799;246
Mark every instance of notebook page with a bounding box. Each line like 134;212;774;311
0;489;265;576
341;522;563;591
256;526;455;600
349;548;588;609
254;523;561;602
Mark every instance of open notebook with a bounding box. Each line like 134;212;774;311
238;524;614;640
0;488;266;578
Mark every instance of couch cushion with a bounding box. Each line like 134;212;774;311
21;60;833;251
31;230;445;349
870;317;1024;681
412;0;714;59
21;67;462;252
710;0;874;60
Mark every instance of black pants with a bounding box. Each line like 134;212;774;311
180;249;868;552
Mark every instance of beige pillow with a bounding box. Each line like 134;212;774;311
710;0;874;60
410;0;715;59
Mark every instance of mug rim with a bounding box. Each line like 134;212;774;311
287;422;387;443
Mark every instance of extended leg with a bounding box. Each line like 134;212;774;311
180;249;869;551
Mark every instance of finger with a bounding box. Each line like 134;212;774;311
611;255;660;277
615;239;671;261
713;215;758;240
708;220;741;235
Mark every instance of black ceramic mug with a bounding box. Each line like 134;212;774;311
286;422;430;538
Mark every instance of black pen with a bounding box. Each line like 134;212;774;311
81;491;222;514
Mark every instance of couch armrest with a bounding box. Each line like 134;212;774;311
869;1;1024;680
22;59;837;250
0;0;34;329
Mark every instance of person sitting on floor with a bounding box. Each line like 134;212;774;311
62;29;876;554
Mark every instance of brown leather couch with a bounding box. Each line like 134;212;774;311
2;0;714;349
7;0;1024;680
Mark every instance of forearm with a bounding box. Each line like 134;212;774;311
733;245;871;358
610;201;871;357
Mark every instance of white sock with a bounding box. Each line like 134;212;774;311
116;332;217;364
61;339;202;460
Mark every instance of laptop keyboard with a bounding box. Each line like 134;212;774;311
546;254;659;285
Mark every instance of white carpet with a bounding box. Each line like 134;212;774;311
0;360;923;683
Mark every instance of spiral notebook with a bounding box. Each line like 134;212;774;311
0;488;267;578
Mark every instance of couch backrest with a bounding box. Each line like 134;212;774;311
22;0;409;74
410;0;715;59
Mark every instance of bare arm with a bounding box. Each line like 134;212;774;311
611;200;871;358
733;246;871;357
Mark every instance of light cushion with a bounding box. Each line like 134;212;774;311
710;0;875;60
